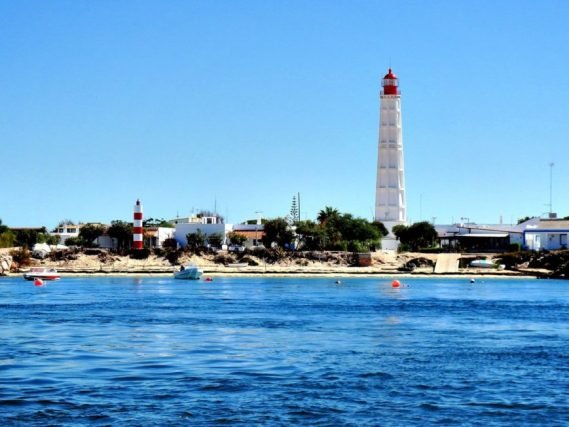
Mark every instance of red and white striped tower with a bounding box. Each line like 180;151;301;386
133;199;144;250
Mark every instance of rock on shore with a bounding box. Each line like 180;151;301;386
0;254;12;276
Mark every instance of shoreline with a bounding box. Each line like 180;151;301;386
9;267;539;279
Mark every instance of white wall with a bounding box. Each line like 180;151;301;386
175;223;233;247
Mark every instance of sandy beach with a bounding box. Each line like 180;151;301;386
7;249;542;279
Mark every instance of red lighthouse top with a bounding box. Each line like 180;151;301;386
382;68;399;95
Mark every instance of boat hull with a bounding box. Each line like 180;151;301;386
174;268;203;280
23;273;60;281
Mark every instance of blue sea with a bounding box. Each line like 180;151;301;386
0;275;568;426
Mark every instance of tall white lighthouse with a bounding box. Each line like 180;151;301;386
375;68;406;250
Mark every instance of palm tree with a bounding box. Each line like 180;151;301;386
317;206;340;225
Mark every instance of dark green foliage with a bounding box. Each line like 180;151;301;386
207;233;223;248
296;220;326;250
517;216;532;224
262;218;295;248
296;209;381;252
392;221;437;251
79;224;106;247
240;256;259;266
186;229;206;251
0;219;8;234
162;238;178;250
0;219;15;248
228;232;247;245
130;248;150;259
143;218;174;228
12;227;48;248
36;233;60;245
65;237;83;246
165;250;182;265
372;221;389;237
107;220;133;251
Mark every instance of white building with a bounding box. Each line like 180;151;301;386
145;227;176;248
523;219;569;251
375;68;406;251
51;223;81;245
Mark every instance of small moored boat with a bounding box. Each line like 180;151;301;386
23;267;61;281
174;264;203;280
470;259;496;268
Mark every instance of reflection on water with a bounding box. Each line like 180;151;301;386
0;276;568;425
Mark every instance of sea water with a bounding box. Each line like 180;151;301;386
0;276;567;426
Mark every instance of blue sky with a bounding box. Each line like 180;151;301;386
2;0;568;228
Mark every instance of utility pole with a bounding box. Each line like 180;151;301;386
549;162;555;216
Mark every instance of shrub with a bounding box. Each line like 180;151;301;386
130;248;151;259
10;248;32;267
165;250;181;265
214;254;235;265
65;237;83;246
240;256;259;266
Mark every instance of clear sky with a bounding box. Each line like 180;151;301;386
2;0;568;228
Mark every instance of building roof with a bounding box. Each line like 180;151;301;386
383;68;397;79
231;230;265;239
537;220;569;229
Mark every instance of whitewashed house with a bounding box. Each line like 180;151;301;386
523;219;569;251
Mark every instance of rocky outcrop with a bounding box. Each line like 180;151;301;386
0;254;13;275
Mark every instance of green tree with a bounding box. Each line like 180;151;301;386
392;221;437;251
207;233;223;248
107;220;133;251
65;237;82;246
295;220;326;250
262;218;295;248
36;233;60;245
13;227;48;248
372;221;389;237
186;229;206;252
228;232;247;245
79;224;106;247
317;206;340;225
0;219;15;248
143;218;174;228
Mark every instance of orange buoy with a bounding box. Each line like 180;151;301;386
34;278;44;287
391;280;400;288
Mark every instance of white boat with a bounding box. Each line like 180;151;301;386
470;259;496;268
174;265;203;280
23;267;61;281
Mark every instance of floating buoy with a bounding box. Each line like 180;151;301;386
205;277;213;282
34;278;44;287
391;280;400;288
335;280;342;284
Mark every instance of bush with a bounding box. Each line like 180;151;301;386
10;248;32;267
65;237;83;246
130;248;151;259
240;256;259;266
214;254;235;265
165;250;182;265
